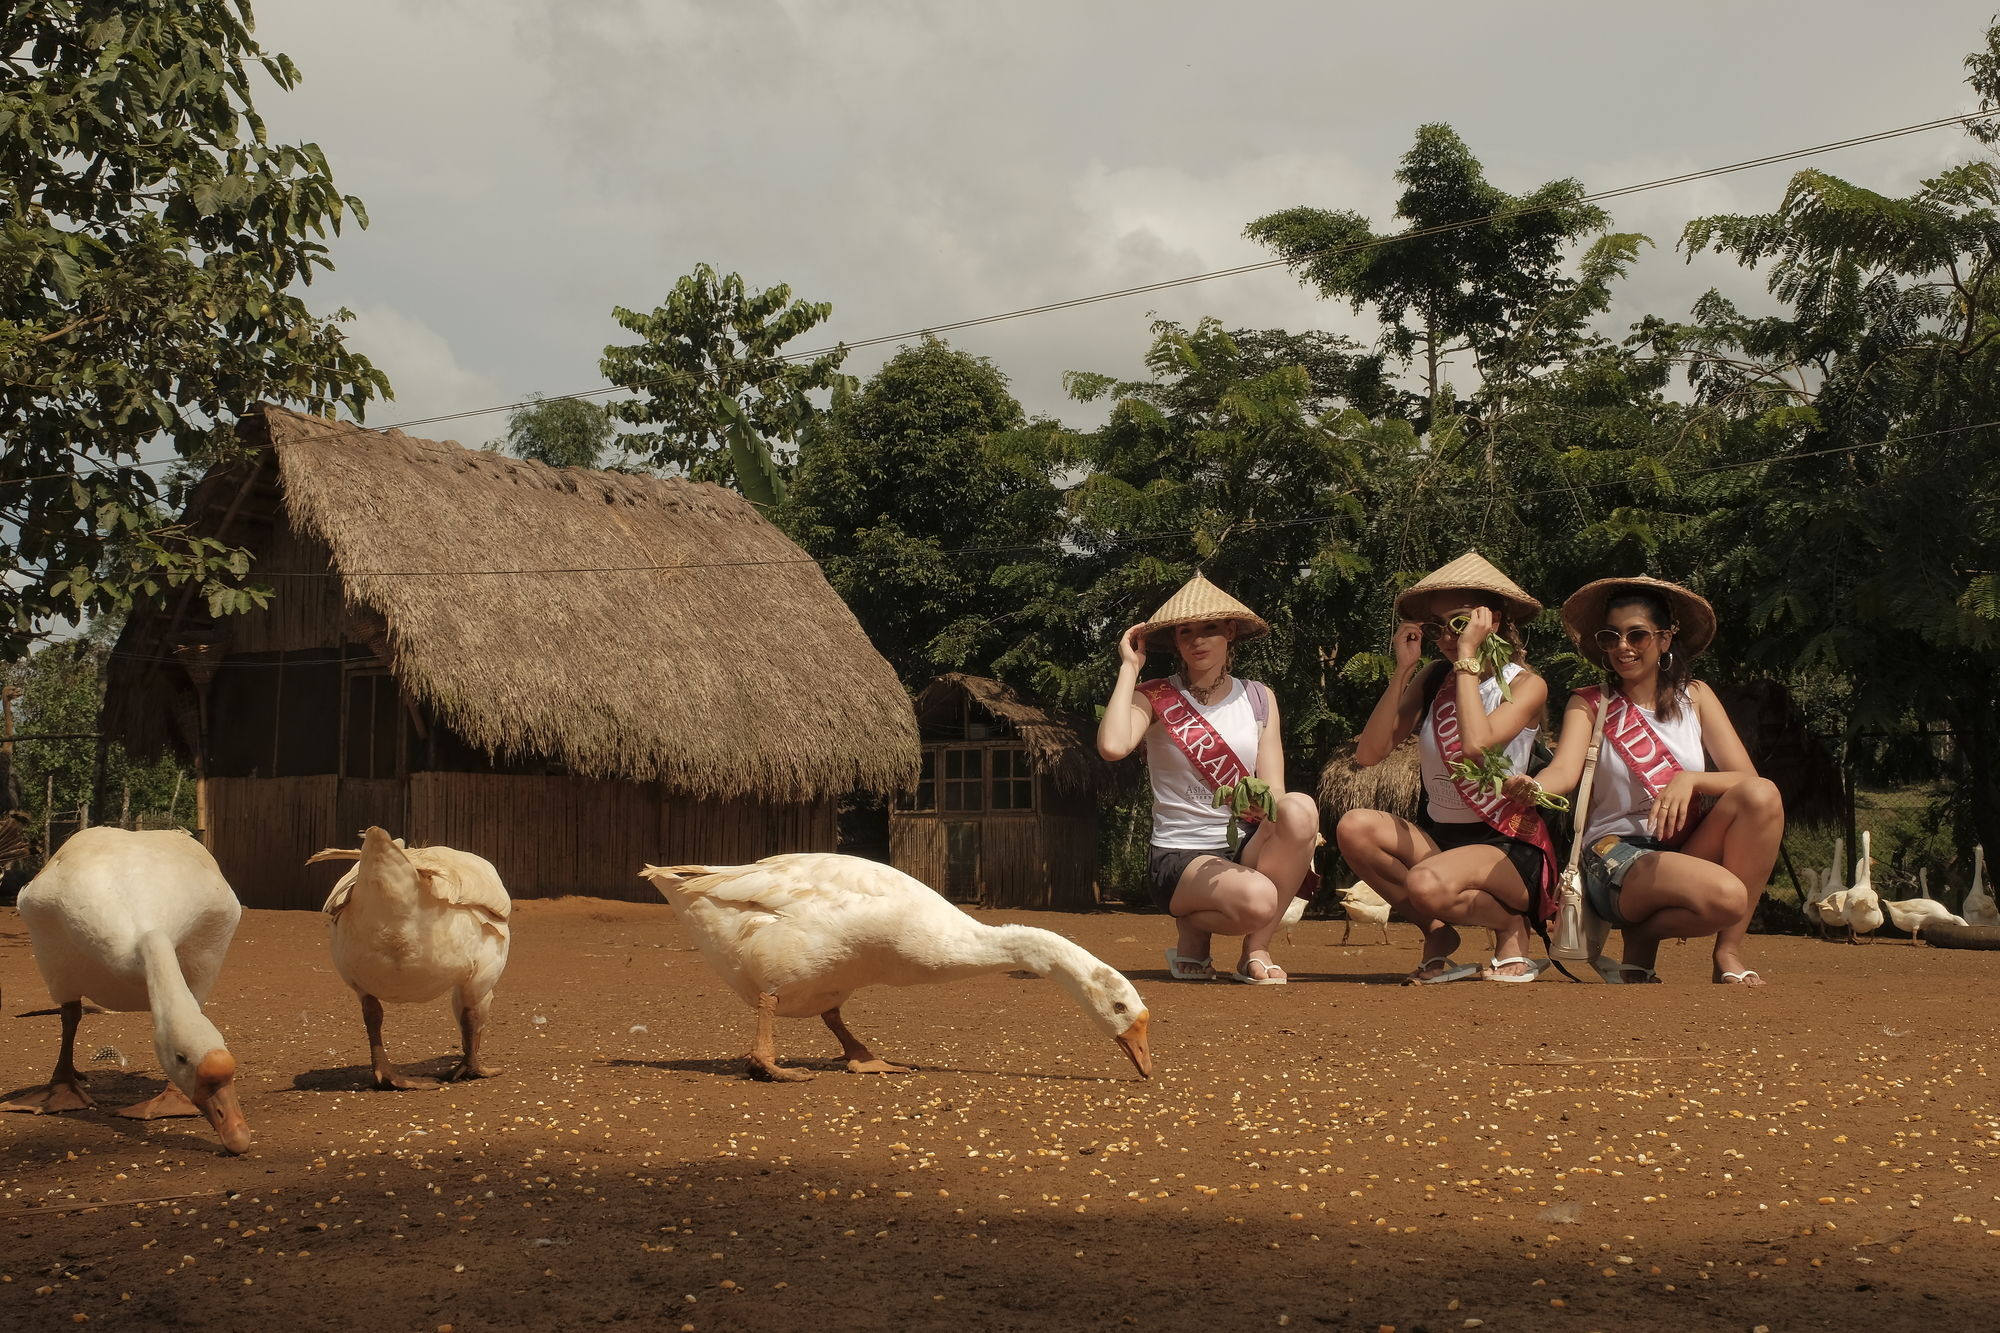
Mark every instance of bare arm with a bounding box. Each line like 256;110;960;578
1449;608;1550;754
1254;688;1286;796
1353;622;1433;767
1506;691;1600;798
1651;682;1762;841
1096;623;1156;761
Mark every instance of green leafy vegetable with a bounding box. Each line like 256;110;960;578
1445;746;1569;812
1449;613;1521;701
1211;777;1278;851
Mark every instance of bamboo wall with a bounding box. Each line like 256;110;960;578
889;810;1100;910
206;773;837;909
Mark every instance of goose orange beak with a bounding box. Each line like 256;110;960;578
194;1050;251;1155
1114;1011;1152;1079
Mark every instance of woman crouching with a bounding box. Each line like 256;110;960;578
1097;574;1319;985
1512;577;1782;985
1336;553;1560;984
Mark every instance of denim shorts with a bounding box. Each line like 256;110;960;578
1581;834;1667;928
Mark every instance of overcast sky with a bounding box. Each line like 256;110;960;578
250;0;2000;441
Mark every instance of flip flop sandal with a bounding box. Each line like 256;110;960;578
1232;958;1289;985
1164;948;1215;982
1716;969;1764;985
1480;955;1549;984
1590;957;1660;985
1407;957;1480;986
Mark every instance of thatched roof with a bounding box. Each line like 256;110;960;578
912;674;1134;796
106;404;917;803
1317;738;1424;826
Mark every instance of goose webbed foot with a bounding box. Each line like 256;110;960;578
745;1053;813;1082
115;1085;202;1120
373;1068;441;1091
0;1077;95;1114
822;1007;912;1075
745;991;812;1082
443;1059;500;1082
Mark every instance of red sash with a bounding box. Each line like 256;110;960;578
1137;678;1318;898
1429;682;1559;920
1575;686;1706;848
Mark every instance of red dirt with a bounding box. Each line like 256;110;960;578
2;900;1996;1332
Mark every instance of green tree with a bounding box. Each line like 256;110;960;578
781;337;1066;684
1247;123;1610;419
497;393;616;469
0;1;390;658
600;264;847;507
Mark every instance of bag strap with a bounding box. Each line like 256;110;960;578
1247;679;1270;727
1563;692;1613;874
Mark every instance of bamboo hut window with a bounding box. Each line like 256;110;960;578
900;750;937;812
990;748;1035;811
941;748;984;812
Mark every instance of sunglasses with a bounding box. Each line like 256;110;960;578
1594;627;1667;652
1418;613;1476;641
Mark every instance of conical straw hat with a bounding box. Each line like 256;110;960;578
1392;551;1541;625
1141;572;1270;650
1561;575;1716;666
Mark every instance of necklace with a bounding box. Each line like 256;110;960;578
1183;671;1230;705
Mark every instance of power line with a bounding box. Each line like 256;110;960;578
375;110;1992;434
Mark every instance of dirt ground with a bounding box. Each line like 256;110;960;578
1;899;1996;1333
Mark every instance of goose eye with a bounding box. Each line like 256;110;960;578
1113;1002;1128;1014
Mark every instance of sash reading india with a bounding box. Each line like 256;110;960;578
1575;686;1706;848
1430;681;1559;919
1136;678;1257;814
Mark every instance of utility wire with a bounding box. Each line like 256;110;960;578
376;110;1992;434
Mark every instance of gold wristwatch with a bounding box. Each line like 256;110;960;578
1453;657;1482;675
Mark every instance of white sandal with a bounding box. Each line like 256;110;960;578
1407;956;1480;986
1590;957;1659;985
1481;955;1549;983
1164;948;1214;982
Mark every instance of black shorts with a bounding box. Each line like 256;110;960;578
1145;827;1258;914
1421;813;1549;904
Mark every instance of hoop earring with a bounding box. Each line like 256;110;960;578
1661;651;1674;670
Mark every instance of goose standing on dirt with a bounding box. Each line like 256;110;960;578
1336;880;1392;945
1882;868;1966;944
1964;846;1999;927
0;828;251;1153
640;853;1151;1082
312;828;510;1090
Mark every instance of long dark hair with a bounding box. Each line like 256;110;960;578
1605;590;1694;721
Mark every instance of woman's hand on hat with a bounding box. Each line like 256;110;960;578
1118;622;1149;669
1392;621;1425;669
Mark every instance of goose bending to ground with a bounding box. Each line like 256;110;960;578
1883;869;1966;944
1336;880;1391;945
1965;846;1999;927
640;853;1151;1082
311;828;510;1090
1806;838;1845;936
0;828;251;1153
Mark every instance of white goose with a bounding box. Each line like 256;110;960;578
310;827;510;1089
639;853;1151;1082
1840;832;1884;943
0;828;251;1153
1883;867;1966;944
1336;880;1392;945
1806;837;1845;935
1964;845;1999;927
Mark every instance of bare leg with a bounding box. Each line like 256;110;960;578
1337;809;1455;980
746;992;811;1082
1613;849;1750;977
444;987;500;1081
362;992;438;1091
1677;779;1783;985
1237;793;1320;973
1167;857;1286;981
1403;846;1536;977
0;1000;95;1114
822;1008;912;1074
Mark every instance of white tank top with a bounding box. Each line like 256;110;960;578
1580;690;1707;845
1145;677;1265;849
1418;662;1537;824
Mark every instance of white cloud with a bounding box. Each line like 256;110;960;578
342;305;506;443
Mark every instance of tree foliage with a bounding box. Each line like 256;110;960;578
601;263;847;507
0;0;389;658
496;393;616;470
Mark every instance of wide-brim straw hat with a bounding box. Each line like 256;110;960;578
1391;551;1541;625
1562;575;1717;666
1141;572;1270;651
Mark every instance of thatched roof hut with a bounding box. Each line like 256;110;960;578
894;674;1133;909
104;404;917;904
1317;738;1424;827
911;674;1130;796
